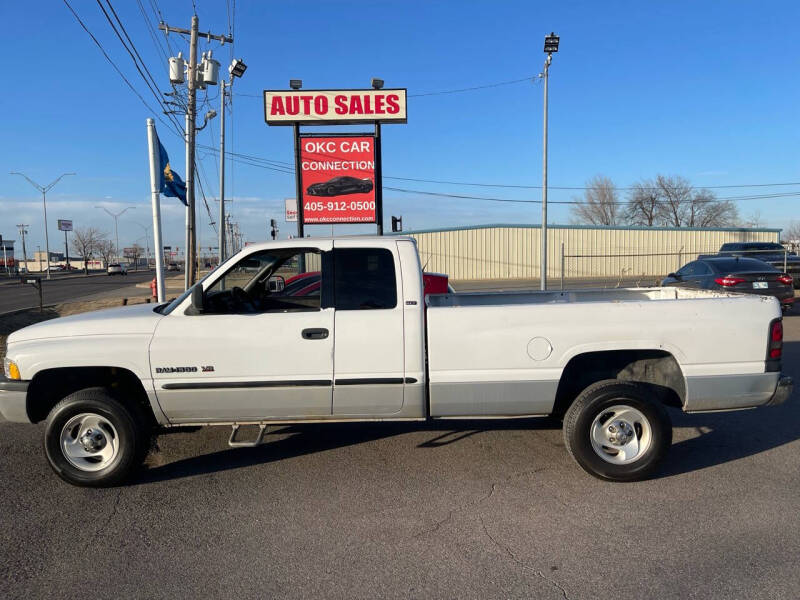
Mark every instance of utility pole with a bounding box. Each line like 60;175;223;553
539;32;559;291
9;172;75;279
17;225;29;273
161;18;231;287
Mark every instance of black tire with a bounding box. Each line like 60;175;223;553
563;380;672;482
44;387;149;487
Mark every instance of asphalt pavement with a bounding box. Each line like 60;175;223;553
0;270;155;314
0;308;798;599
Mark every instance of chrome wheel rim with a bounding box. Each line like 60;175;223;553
589;404;652;465
59;413;120;472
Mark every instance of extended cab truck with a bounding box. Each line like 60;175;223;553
0;237;793;486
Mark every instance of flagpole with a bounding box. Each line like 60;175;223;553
147;119;166;302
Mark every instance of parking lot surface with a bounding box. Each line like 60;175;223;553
1;314;798;599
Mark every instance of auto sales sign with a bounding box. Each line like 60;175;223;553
300;135;376;224
264;89;407;125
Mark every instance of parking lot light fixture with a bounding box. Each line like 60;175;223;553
229;58;247;78
371;78;384;90
544;32;560;54
289;79;302;90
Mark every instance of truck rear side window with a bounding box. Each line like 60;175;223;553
333;248;397;310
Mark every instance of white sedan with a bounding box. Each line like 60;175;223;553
106;263;127;276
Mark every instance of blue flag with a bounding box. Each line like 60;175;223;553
158;140;187;206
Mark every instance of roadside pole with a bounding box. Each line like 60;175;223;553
64;230;69;268
540;54;550;291
218;78;227;264
184;113;191;291
17;225;28;272
147;119;167;302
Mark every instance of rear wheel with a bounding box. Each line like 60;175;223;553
44;388;149;487
563;380;671;482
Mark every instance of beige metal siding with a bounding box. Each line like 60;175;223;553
407;226;779;281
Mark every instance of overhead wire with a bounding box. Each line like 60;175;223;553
62;0;182;139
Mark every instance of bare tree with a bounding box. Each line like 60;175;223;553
625;179;662;226
654;175;693;227
70;227;106;275
570;175;620;225
97;239;115;268
127;243;144;270
686;189;740;227
783;221;800;248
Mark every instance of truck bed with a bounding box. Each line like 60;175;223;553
425;287;782;416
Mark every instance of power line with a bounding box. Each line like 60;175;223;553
62;0;181;138
383;186;800;206
96;0;184;137
409;76;535;97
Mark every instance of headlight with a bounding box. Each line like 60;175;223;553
3;357;20;380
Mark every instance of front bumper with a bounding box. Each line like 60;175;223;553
765;376;793;407
0;377;30;423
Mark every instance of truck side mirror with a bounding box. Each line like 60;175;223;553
187;284;205;315
268;275;285;292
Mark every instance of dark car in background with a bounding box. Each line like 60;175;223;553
700;242;800;287
662;257;794;311
306;176;373;197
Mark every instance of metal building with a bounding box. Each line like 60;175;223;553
396;224;781;281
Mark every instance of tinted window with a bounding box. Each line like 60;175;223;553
709;258;778;273
719;243;742;251
677;261;703;277
334;248;397;310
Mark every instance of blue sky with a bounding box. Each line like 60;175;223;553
2;0;799;254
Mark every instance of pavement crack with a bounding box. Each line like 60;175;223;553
83;488;122;551
414;482;498;538
479;515;570;599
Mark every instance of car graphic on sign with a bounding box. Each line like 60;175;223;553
306;176;373;197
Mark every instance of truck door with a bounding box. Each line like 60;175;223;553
149;243;334;423
331;242;406;415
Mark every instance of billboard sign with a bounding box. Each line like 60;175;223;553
285;198;298;222
58;219;73;232
300;135;376;224
265;89;407;125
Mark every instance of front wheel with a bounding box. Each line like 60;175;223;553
563;380;671;482
44;388;149;487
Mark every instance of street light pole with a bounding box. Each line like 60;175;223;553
96;206;136;262
135;223;151;268
540;32;559;291
9;172;75;279
17;224;29;273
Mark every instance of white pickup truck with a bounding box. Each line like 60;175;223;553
1;237;792;486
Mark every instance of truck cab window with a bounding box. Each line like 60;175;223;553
203;248;322;314
333;248;397;310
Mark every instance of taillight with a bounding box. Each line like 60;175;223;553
715;277;745;286
778;274;793;286
768;319;783;360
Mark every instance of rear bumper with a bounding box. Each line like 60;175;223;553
0;377;31;423
765;376;793;407
684;372;792;412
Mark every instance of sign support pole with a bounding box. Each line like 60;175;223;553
146;118;167;302
374;122;383;235
293;123;305;240
64;230;69;268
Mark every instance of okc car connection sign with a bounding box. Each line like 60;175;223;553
300;136;376;223
264;89;407;125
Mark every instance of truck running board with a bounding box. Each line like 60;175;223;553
228;424;268;447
